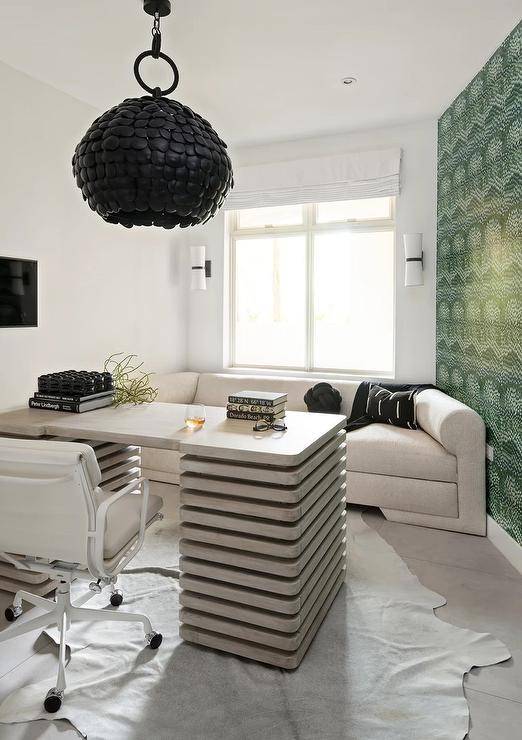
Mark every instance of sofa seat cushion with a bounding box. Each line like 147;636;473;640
346;424;457;483
95;489;164;558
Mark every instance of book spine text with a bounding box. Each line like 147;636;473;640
29;398;81;413
227;410;283;421
228;396;283;407
227;403;283;414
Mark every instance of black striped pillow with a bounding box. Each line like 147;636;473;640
366;385;418;429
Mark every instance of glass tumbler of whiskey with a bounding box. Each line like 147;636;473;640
185;404;206;430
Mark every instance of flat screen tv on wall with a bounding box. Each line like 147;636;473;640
0;257;38;327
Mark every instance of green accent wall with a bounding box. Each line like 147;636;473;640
436;23;522;544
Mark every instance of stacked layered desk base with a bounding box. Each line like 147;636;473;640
179;429;347;669
0;437;140;595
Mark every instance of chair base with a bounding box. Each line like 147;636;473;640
0;579;162;712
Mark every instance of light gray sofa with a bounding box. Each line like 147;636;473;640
142;372;486;536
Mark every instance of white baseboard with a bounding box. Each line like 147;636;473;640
487;515;522;574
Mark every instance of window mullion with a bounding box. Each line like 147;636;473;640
305;206;314;372
229;232;237;367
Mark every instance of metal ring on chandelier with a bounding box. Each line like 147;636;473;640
133;50;180;97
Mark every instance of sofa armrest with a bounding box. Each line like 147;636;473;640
153;372;199;405
416;389;485;456
416;389;486;535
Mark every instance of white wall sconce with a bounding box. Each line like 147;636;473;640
190;246;211;290
403;233;423;286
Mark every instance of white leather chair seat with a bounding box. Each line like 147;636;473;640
346;424;457;483
94;490;163;558
0;437;165;706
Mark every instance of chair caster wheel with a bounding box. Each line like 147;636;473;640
110;589;124;607
44;688;63;713
146;631;163;650
88;580;102;594
4;605;22;622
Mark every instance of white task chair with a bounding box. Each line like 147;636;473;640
0;437;164;713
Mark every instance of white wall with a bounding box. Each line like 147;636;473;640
0;62;187;410
179;120;437;382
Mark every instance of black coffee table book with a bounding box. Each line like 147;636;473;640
227;390;287;421
29;370;114;413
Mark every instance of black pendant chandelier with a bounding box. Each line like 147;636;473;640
72;0;233;229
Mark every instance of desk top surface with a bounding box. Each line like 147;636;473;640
0;403;346;466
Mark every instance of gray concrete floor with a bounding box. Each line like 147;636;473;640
0;501;520;739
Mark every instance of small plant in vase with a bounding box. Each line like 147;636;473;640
104;353;158;407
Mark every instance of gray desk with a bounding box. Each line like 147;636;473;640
0;403;347;668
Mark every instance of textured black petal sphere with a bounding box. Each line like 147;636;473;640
72;95;233;229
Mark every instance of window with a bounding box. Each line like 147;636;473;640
228;198;395;375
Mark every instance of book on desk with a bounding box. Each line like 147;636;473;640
28;370;114;413
227;390;287;421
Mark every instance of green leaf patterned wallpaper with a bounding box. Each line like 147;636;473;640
437;22;522;544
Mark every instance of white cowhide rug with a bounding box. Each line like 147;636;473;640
0;511;510;739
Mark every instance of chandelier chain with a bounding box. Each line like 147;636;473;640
133;6;179;97
151;11;161;58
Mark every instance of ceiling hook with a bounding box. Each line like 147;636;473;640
143;1;171;17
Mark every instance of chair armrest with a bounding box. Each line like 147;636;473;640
91;477;150;577
416;389;485;455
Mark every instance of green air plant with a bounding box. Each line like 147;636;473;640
104;353;158;407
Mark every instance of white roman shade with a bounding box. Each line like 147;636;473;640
226;148;401;210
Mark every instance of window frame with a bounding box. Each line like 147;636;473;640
227;199;396;378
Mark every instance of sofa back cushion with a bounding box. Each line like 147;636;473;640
194;373;358;417
154;372;200;404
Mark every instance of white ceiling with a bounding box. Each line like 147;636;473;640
0;1;519;147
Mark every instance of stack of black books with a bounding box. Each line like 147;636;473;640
227;390;287;421
29;370;114;413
